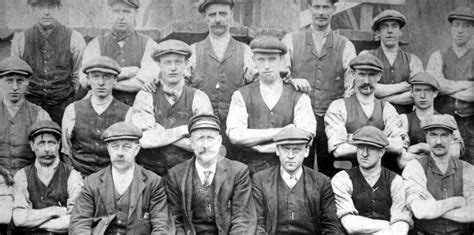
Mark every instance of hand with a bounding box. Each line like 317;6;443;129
290;78;312;94
407;143;430;154
450;196;467;208
400;81;411;91
280;67;291;83
142;79;159;93
283;123;296;129
119;66;140;78
50;206;67;217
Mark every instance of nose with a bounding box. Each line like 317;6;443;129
11;80;19;90
420;90;426;98
361;147;369;157
264;60;270;70
170;62;177;71
215;14;222;23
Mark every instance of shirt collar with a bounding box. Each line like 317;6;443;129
310;25;331;37
34;156;60;172
161;79;185;99
280;166;303;182
209;34;231;49
195;159;217;175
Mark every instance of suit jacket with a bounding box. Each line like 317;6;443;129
165;156;257;235
69;165;172;234
252;166;343;234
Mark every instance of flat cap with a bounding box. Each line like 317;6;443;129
0;57;33;77
448;7;474;23
198;0;234;13
250;36;287;55
188;113;221;133
108;0;139;9
28;120;61;140
349;53;384;72
152;40;192;61
82;56;121;75
372;10;407;31
28;0;60;5
409;72;440;90
273;127;312;146
351;126;389;149
421;114;457;132
102;122;143;142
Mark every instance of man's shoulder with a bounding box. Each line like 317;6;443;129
303;166;331;182
137;165;163;184
84;167;109;185
168;158;193;178
220;157;248;173
253;166;277;181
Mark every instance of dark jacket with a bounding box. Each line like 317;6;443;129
252;166;344;234
165;156;257;235
69;165;172;234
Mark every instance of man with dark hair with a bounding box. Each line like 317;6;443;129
11;0;86;125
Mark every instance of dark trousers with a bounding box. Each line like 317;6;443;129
304;115;334;177
456;115;474;165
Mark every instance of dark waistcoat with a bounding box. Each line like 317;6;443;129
344;95;385;133
406;110;440;145
105;186;132;234
191;166;217;234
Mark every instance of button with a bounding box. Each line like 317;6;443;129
118;220;122;224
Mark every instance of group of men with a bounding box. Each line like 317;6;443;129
0;0;473;234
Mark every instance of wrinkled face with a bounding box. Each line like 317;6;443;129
426;128;453;157
32;3;60;28
190;129;222;165
356;144;385;170
110;2;137;31
30;133;60;167
157;53;187;86
377;20;402;48
276;144;309;174
87;71;117;99
204;3;233;36
353;69;381;96
450;19;473;47
107;139;140;172
309;0;335;30
0;74;29;104
411;84;437;110
254;53;284;84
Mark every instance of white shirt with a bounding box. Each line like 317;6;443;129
280;166;303;189
195;160;217;186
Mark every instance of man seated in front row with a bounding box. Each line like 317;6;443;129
331;126;412;234
252;127;343;234
403;114;474;234
13;121;83;234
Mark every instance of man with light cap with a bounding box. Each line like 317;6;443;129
12;120;83;234
403;114;474;234
426;7;474;165
399;72;464;168
252;127;343;234
70;121;172;234
11;0;86;125
165;113;256;234
0;57;51;175
360;9;424;114
332;126;412;234
227;36;316;175
81;0;159;106
62;56;132;177
325;53;407;173
131;39;213;176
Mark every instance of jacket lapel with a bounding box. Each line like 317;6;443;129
180;159;194;220
213;157;228;198
127;166;146;223
98;167;116;216
302;167;317;224
262;167;279;233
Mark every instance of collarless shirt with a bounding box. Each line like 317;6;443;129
195;160;217;186
209;34;231;60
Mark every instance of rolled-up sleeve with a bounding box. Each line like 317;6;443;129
192;89;213;114
462;162;474;205
13;169;31;210
402;160;434;209
382;102;409;148
10;32;25;57
331;171;358;219
66;170;84;213
136;38;160;84
61;104;75;157
226;91;249;136
325;99;349;153
294;94;316;136
389;175;413;226
131;91;157;131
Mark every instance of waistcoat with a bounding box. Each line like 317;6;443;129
344;95;385;133
191;166;217;234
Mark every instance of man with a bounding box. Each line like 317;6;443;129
399;72;464;168
0;165;14;234
132;39;213;176
11;0;86;125
281;0;357;174
165;113;256;234
252;127;343;234
62;56;132;177
81;0;159;106
332;126;412;234
70;122;172;234
0;57;51;174
12;121;83;234
361;10;424;114
325;53;407;173
403;114;474;234
426;7;474;165
227;36;316;175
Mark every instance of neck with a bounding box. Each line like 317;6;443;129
355;92;375;104
283;166;302;176
359;163;381;177
381;43;399;53
196;157;216;169
91;94;113;105
162;79;184;90
452;41;470;54
261;77;283;87
36;157;59;169
431;152;451;165
311;23;330;33
112;163;136;176
209;31;231;41
415;107;434;117
3;97;24;106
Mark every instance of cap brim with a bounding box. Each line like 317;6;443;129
29;128;61;140
252;48;285;54
152;50;191;61
373;17;406;31
422;124;456;132
85;67;119;75
351;65;383;72
104;135;140;142
448;15;474;22
351;140;386;149
275;140;310;145
0;70;31;77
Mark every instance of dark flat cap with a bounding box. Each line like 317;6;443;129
351;126;389;149
349;53;383;72
82;56;121;75
102;122;143;142
152;40;192;61
372;10;407;31
421;114;457;132
448;7;474;23
108;0;139;9
28;121;61;140
409;72;440;90
250;36;287;55
198;0;234;13
0;57;33;77
273;127;312;145
28;0;60;5
188;113;221;133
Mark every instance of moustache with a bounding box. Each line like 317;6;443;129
360;84;374;89
39;155;55;159
433;145;445;149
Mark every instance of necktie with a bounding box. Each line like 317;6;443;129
203;170;212;187
288;175;297;189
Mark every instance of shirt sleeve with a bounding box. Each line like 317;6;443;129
130;90;157;131
293;94;316;136
331;171;358;219
242;44;257;84
192;89;213;115
80;38;101;88
426;51;445;81
324;99;349;153
136;38;160;84
226;91;248;136
10;32;25;58
343;41;357;97
185;44;197;83
36;108;52;122
70;30;87;89
409;54;424;78
13;169;32;210
61;103;76;157
462;162;474;206
390;175;413;226
66;170;84;213
402;160;435;209
281;33;294;70
400;114;409;136
382;102;408;147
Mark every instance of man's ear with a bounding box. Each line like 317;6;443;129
376;73;382;82
29;140;35;151
433;90;438;98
